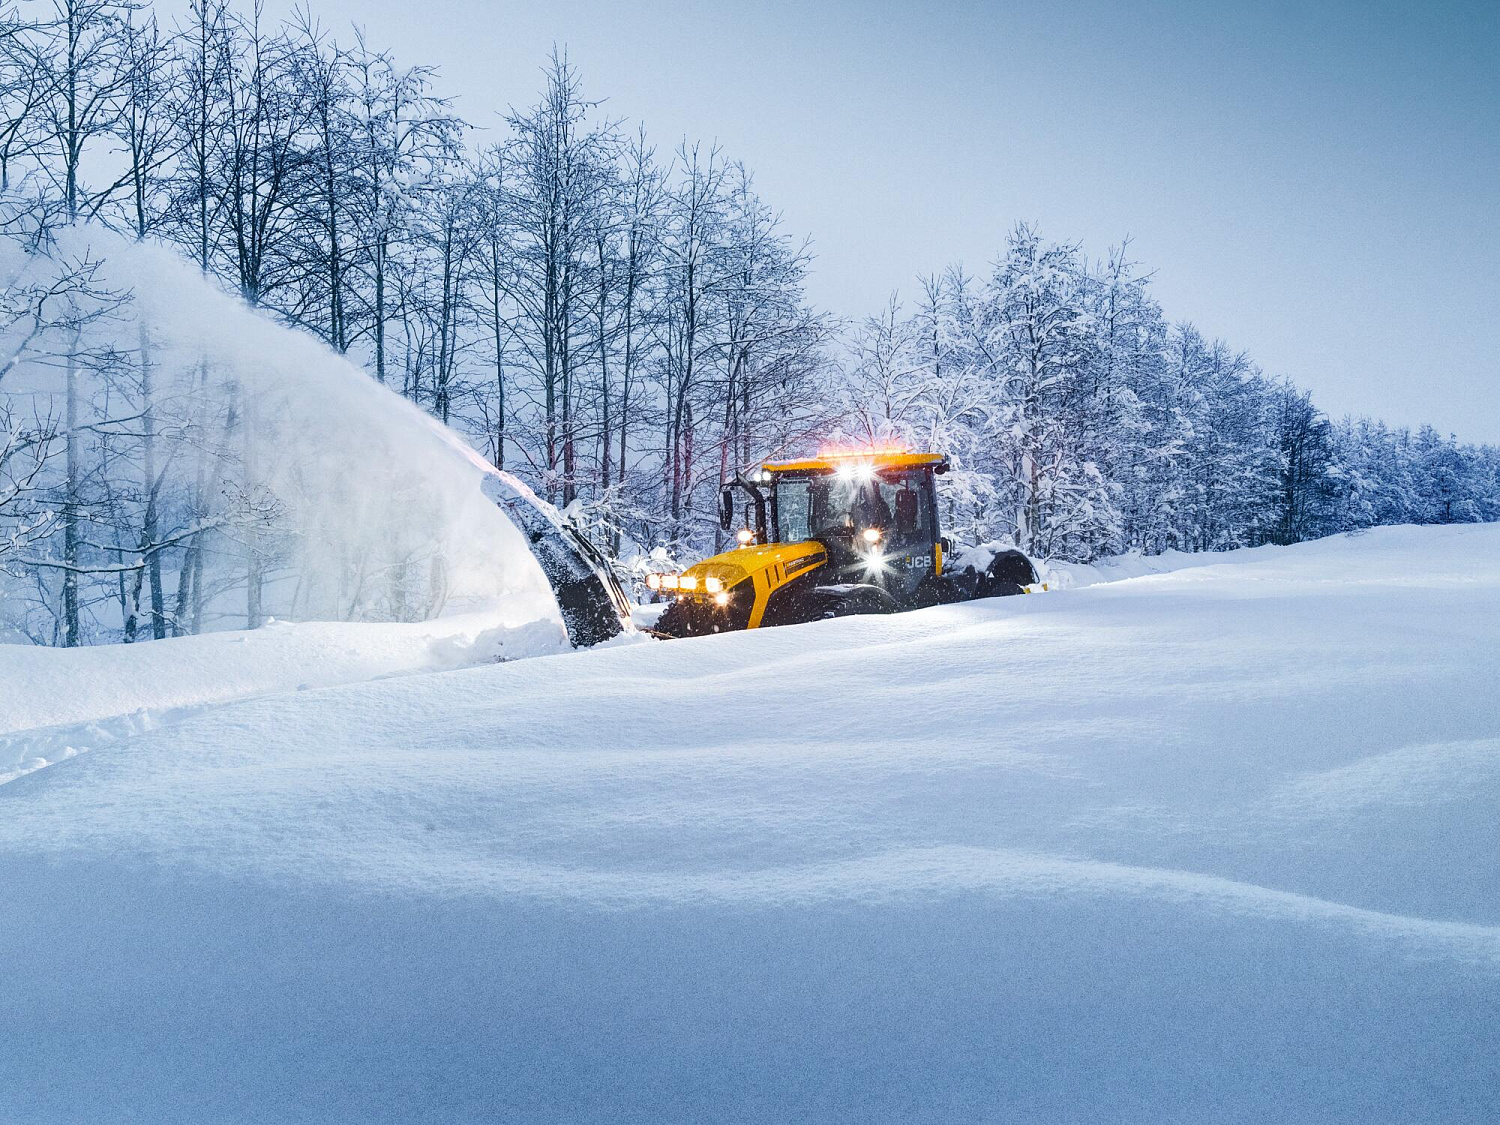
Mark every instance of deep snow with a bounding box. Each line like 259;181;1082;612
2;524;1498;1123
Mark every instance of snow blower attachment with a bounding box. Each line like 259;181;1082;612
481;472;633;648
651;449;1041;638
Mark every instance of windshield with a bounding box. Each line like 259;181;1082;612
774;468;931;546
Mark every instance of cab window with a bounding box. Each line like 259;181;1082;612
775;478;812;542
774;468;932;547
877;468;932;549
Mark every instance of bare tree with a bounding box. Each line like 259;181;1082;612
500;50;617;504
344;28;458;384
34;0;134;223
106;9;176;237
610;127;664;505
0;2;50;193
656;140;727;534
468;145;514;466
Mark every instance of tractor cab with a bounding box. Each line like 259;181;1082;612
724;451;949;603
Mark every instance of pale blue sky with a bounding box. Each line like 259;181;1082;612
275;0;1498;438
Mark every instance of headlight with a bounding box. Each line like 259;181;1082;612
713;592;729;607
861;527;882;544
645;573;661;591
678;575;698;591
660;574;679;590
704;576;723;593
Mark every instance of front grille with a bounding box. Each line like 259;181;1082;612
657;586;753;636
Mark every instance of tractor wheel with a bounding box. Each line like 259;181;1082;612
942;548;1038;603
985;548;1039;588
914;572;966;607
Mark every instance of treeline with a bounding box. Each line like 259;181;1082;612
1;0;1495;645
838;230;1500;561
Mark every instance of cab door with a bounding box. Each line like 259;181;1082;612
875;466;939;602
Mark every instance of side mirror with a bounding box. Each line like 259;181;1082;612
719;487;734;531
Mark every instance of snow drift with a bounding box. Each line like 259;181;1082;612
0;611;574;782
2;524;1499;1122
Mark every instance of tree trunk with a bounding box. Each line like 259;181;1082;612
597;263;611;489
616;276;635;510
374;234;387;382
139;320;165;638
491;264;505;469
560;253;576;506
242;389;263;629
62;336;81;646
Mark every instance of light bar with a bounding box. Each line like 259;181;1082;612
815;444;910;459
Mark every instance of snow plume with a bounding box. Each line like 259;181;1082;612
0;223;558;641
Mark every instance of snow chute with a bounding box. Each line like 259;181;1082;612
480;471;633;648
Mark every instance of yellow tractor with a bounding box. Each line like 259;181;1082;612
650;449;1040;637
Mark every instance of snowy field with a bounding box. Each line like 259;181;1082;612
2;524;1498;1123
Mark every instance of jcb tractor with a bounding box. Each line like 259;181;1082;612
651;449;1040;638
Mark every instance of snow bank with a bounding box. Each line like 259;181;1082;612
1037;543;1236;587
1038;522;1500;591
2;524;1499;1121
964;526;1470;592
0;612;569;782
